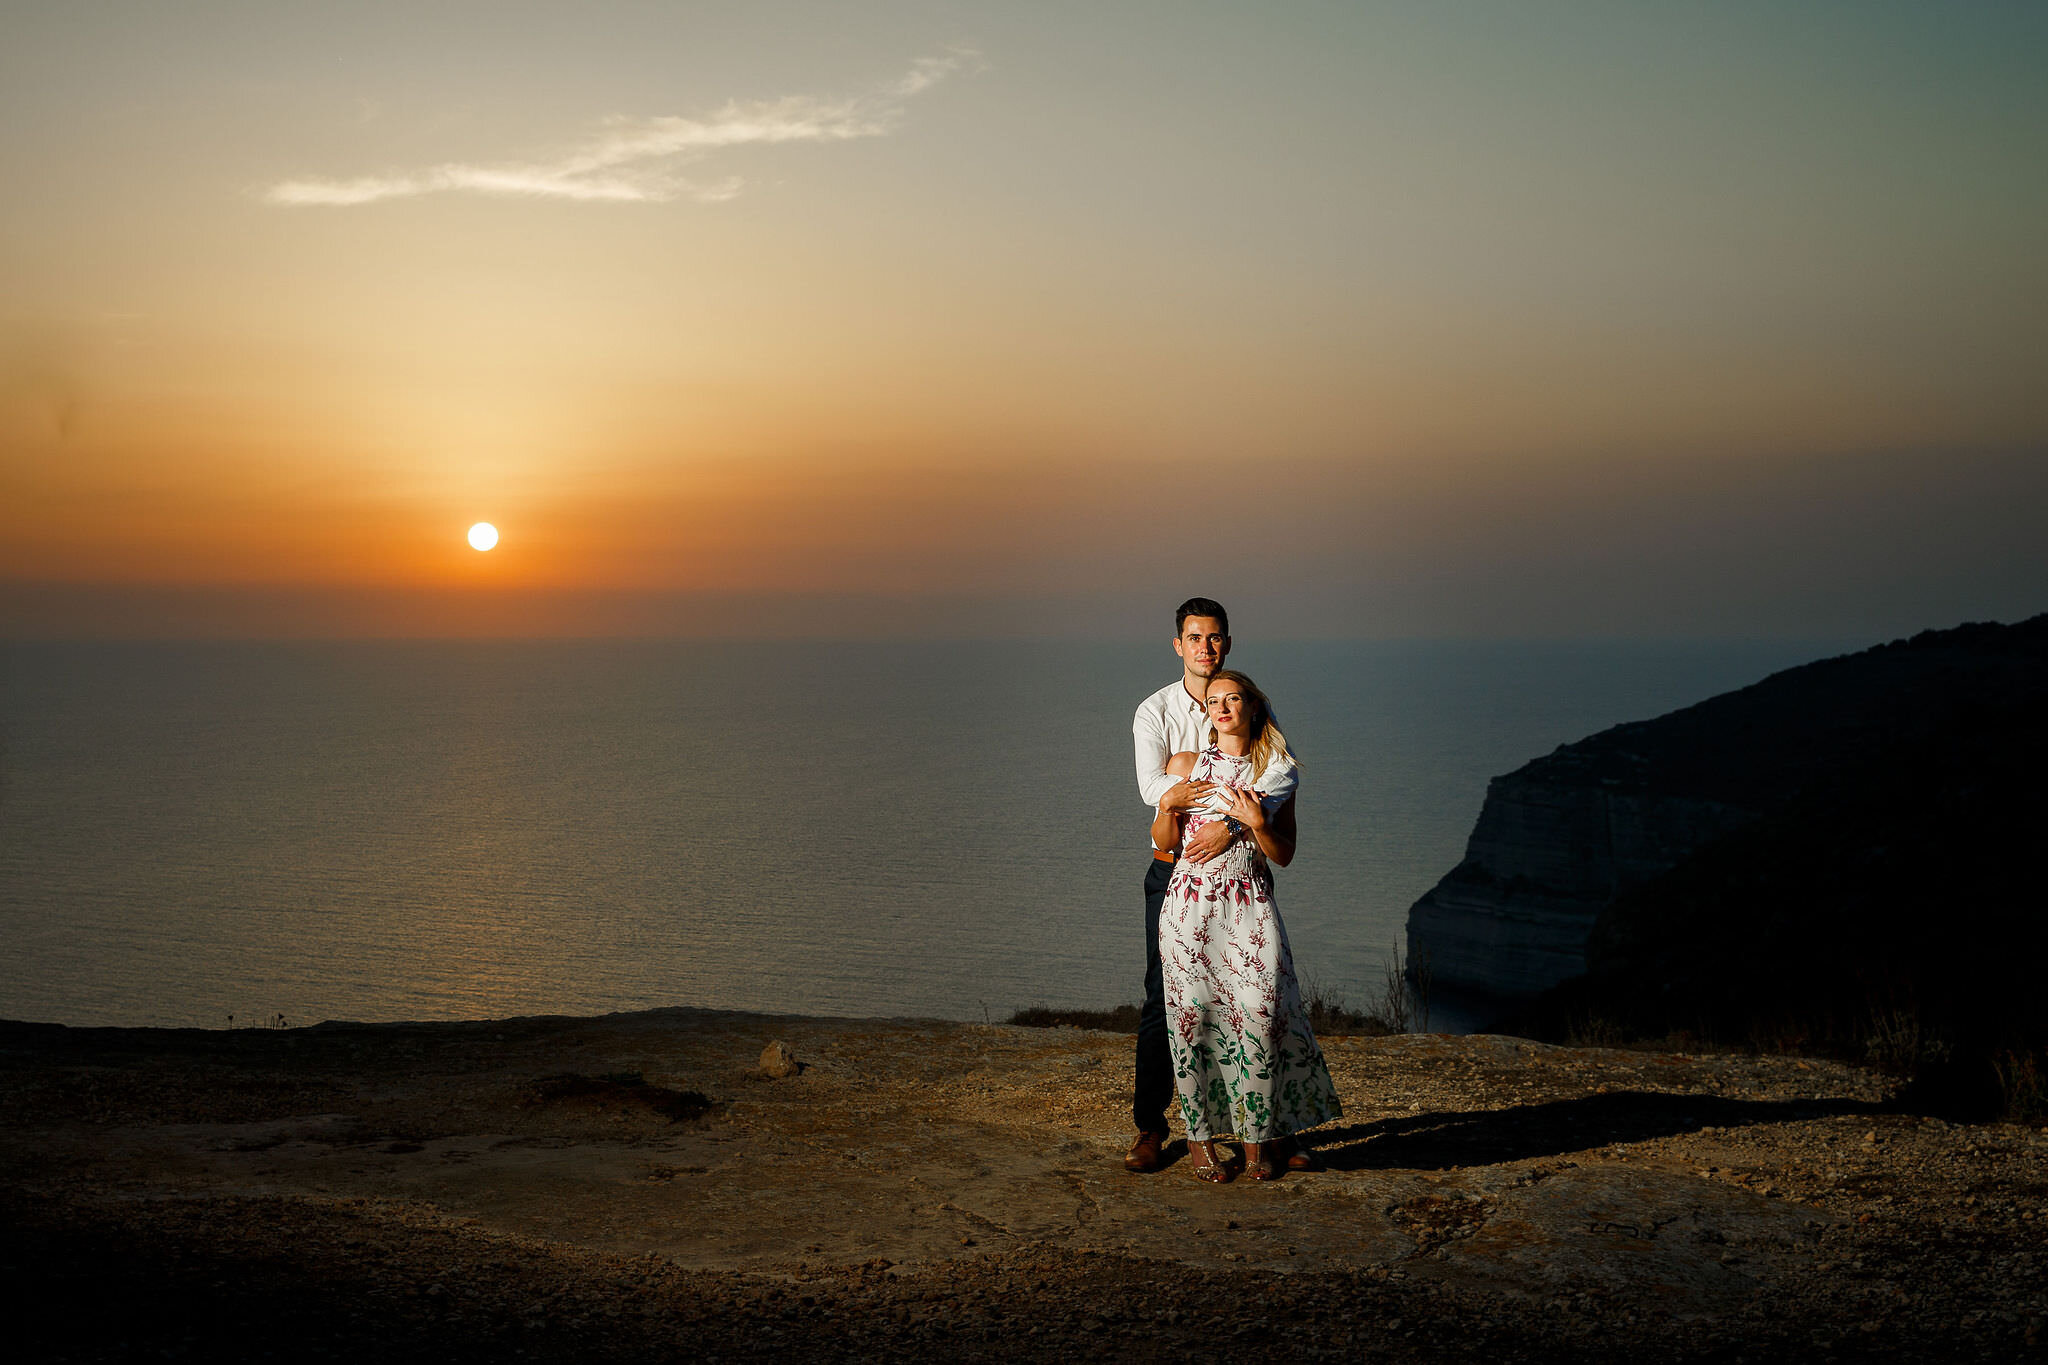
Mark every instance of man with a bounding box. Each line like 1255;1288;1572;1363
1124;597;1297;1172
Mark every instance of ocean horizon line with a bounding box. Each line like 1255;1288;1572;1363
3;628;1891;647
4;579;2027;645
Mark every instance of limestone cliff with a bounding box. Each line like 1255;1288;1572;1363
1405;774;1754;1000
1406;613;2048;1008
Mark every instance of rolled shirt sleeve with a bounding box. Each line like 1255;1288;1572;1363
1135;703;1177;806
1253;755;1299;813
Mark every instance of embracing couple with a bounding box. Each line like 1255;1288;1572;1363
1124;597;1342;1183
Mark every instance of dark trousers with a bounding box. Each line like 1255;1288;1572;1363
1133;856;1176;1134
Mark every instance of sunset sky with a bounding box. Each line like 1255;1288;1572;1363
3;0;2043;638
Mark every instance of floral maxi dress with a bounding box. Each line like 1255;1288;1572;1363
1161;746;1342;1143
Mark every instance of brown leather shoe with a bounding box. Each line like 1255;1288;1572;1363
1283;1137;1323;1172
1123;1129;1167;1172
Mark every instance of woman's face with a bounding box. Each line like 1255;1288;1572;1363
1204;679;1255;736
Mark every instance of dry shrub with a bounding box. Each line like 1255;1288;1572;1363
1007;1005;1141;1033
1993;1050;2048;1123
1301;980;1392;1037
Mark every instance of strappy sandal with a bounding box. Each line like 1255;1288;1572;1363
1189;1140;1235;1184
1240;1139;1287;1181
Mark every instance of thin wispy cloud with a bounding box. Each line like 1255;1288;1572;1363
265;50;982;207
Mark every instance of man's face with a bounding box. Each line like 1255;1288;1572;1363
1173;616;1230;680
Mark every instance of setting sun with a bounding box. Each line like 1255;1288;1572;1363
467;522;499;552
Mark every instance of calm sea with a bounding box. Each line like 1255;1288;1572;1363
0;638;1837;1030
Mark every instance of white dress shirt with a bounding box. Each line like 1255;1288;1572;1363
1132;678;1298;808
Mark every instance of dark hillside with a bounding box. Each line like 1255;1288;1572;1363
1505;615;2048;1114
1506;614;2048;806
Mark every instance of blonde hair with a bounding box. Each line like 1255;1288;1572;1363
1205;669;1298;783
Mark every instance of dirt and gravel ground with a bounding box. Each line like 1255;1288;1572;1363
2;1007;2043;1361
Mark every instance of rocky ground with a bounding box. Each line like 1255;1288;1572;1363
2;1008;2043;1362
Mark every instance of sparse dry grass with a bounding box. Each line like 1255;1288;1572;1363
1006;1005;1141;1032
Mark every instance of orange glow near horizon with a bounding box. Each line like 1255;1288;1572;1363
2;4;2045;638
8;312;2039;604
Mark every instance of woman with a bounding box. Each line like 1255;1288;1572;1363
1149;669;1341;1181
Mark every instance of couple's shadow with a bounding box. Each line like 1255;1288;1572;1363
1298;1090;1880;1171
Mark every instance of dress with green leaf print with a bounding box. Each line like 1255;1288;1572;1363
1160;746;1341;1142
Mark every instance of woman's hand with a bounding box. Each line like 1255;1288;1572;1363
1222;785;1267;831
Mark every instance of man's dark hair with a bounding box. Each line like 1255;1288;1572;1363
1175;597;1229;636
